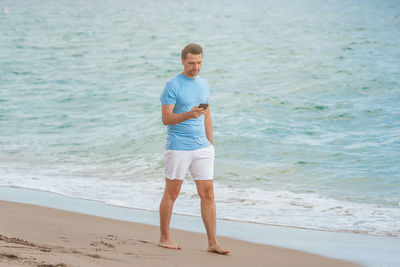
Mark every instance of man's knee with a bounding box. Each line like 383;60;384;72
198;187;214;201
168;191;180;201
164;179;182;202
164;187;180;202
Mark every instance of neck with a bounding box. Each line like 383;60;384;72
182;71;196;79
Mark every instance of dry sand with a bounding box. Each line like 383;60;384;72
0;200;361;267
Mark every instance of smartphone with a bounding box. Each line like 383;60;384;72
199;103;209;110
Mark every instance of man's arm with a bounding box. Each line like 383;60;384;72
204;107;213;145
162;104;206;125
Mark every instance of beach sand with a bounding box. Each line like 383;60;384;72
0;200;360;267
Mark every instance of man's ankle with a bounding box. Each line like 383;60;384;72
160;236;170;242
208;240;218;247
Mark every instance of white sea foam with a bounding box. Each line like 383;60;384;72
1;164;399;238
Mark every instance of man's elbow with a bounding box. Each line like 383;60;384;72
162;117;170;125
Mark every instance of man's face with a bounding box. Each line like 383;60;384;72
181;53;203;78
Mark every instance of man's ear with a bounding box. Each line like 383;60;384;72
181;57;184;65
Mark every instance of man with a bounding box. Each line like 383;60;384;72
158;43;230;255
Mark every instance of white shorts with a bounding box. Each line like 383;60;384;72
164;146;214;180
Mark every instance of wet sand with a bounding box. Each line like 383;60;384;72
0;200;360;266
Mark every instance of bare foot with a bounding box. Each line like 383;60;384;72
157;240;182;250
207;243;230;255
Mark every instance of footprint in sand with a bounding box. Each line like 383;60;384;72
89;241;115;249
58;237;69;243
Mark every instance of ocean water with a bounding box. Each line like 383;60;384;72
1;0;399;238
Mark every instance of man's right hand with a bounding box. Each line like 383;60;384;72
189;106;207;119
162;104;207;125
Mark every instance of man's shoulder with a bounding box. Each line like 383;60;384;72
166;74;184;87
195;76;209;90
169;73;184;81
196;75;208;84
196;75;206;80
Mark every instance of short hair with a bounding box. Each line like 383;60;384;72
181;43;203;60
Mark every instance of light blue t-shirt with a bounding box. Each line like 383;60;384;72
160;73;211;150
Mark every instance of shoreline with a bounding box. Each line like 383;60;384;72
1;185;394;237
1;186;400;266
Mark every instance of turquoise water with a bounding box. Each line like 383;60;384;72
1;0;399;237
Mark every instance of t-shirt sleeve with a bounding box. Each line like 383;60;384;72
160;81;177;105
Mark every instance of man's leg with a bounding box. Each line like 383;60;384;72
158;178;183;249
195;180;230;254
